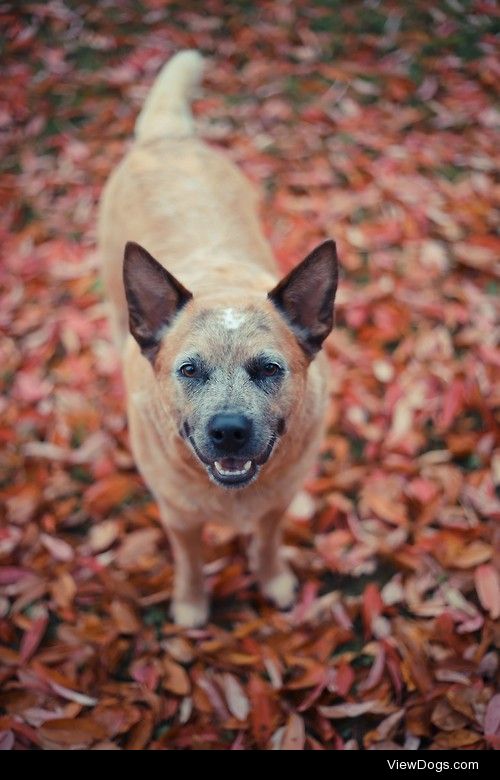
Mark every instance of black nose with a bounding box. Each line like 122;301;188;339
208;413;252;453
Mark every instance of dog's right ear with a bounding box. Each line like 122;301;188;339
268;240;338;359
123;242;193;363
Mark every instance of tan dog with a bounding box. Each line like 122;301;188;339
98;51;338;627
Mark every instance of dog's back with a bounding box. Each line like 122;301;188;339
98;51;276;347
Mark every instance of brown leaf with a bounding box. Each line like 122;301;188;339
248;675;275;747
94;703;142;738
431;700;467;732
433;729;482;748
163;658;191;696
109;600;141;634
39;718;106;747
364;709;405;747
124;710;154;750
116;528;161;570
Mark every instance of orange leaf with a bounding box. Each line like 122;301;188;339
453;541;492;569
84;474;134;515
434;729;482;748
163;658;191;696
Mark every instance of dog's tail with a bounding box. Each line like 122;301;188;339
135;50;205;143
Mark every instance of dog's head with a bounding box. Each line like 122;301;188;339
123;241;338;488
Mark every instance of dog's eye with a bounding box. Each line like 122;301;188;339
262;362;280;378
179;363;197;378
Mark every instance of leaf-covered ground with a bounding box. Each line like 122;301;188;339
1;0;499;751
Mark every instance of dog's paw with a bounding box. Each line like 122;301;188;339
171;598;209;628
261;570;298;610
287;490;316;522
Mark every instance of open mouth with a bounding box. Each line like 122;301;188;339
209;457;257;486
187;433;278;489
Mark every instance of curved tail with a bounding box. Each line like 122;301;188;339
135;50;205;143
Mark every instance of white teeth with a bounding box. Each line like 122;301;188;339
214;460;252;477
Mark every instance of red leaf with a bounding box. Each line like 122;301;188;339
362;583;384;638
335;662;355;697
0;730;15;750
20;610;48;663
484;694;500;742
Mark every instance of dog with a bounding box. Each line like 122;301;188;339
98;51;338;627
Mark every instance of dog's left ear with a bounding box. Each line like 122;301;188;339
123;241;193;363
268;240;338;358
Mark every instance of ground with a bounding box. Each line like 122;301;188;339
0;0;499;751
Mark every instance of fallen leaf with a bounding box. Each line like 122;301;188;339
40;533;74;562
484;694;500;743
163;658;191;696
319;701;380;718
109;600;141;634
222;673;250;722
20;610;48;663
280;713;305;750
248;675;275;747
88;519;121;552
475;564;500;619
84;474;135;516
39;718;106;747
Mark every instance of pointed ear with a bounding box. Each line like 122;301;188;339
268;240;338;358
123;242;193;363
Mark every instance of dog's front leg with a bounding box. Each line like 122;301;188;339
163;518;208;628
250;509;298;610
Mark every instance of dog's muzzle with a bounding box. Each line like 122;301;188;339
187;431;278;488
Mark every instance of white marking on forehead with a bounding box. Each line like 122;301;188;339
219;308;247;330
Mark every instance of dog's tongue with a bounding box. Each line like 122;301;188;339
218;457;244;470
214;457;253;476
